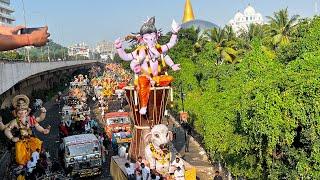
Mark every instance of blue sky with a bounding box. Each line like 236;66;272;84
12;0;317;47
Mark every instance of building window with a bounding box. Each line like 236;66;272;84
246;17;248;20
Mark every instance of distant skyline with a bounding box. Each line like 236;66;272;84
11;0;317;47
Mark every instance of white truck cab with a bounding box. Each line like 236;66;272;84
61;134;102;177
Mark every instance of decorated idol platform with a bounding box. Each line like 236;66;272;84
109;16;196;180
110;86;196;180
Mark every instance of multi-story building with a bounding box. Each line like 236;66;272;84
228;5;264;35
95;40;115;60
68;42;93;59
0;0;14;25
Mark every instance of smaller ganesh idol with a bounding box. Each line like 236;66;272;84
4;95;50;167
115;17;181;115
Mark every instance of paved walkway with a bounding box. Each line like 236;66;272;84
167;116;219;180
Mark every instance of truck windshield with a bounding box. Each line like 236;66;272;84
67;143;99;156
107;117;130;125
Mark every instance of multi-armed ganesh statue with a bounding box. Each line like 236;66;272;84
114;17;182;177
115;17;181;115
1;95;50;167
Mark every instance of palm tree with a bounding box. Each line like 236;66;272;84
237;24;266;50
203;27;238;64
224;25;236;41
239;24;265;43
266;8;299;48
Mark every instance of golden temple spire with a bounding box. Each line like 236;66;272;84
182;0;195;23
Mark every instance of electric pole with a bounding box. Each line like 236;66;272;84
315;0;319;16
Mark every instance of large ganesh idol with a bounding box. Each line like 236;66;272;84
4;95;50;167
115;17;181;115
69;87;87;103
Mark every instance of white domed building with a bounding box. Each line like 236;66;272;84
228;5;264;35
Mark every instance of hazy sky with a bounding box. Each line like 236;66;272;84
12;0;317;47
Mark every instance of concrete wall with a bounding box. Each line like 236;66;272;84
0;60;98;95
0;60;100;108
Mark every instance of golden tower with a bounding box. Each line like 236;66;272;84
182;0;195;23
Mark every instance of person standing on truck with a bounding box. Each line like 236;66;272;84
174;166;185;180
31;148;40;163
27;157;36;174
141;163;150;180
59;121;68;138
125;162;135;180
213;171;223;180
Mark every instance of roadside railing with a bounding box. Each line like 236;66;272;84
0;58;95;64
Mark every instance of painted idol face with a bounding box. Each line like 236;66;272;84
142;32;157;48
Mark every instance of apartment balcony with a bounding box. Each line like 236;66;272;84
0;12;14;21
0;3;14;12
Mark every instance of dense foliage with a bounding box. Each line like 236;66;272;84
9;40;70;61
0;50;24;61
166;10;320;179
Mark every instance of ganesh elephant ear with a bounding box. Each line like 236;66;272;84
148;16;156;25
144;132;152;143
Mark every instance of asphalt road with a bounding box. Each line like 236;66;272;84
34;95;113;179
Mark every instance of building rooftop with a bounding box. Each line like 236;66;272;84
181;19;219;31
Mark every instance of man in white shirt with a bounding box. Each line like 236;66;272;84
174;166;185;180
31;149;40;163
27;157;36;173
171;157;185;171
140;163;150;180
125;162;135;180
85;122;91;133
150;174;160;180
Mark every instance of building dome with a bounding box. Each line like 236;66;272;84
234;11;244;21
181;19;219;31
256;13;263;21
244;5;256;16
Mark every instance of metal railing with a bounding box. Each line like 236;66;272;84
0;58;96;64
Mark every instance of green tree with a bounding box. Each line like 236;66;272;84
0;50;24;60
18;40;68;61
203;27;239;64
266;8;300;48
169;12;320;180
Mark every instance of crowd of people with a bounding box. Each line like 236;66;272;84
58;74;112;166
124;155;186;180
59;114;99;138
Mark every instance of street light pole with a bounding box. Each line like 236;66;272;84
47;45;50;62
180;82;185;112
27;47;30;62
179;81;190;152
